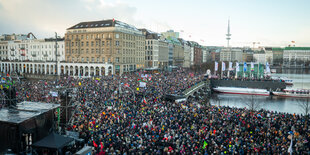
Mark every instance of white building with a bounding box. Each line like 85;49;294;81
183;41;191;68
189;45;194;66
158;40;169;69
265;49;273;64
0;41;8;60
220;48;242;62
7;38;65;62
145;39;159;68
253;51;266;64
283;47;310;67
202;48;207;63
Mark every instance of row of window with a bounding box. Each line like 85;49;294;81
0;46;8;49
67;40;144;48
67;33;144;41
67;48;144;57
8;44;62;50
66;56;144;64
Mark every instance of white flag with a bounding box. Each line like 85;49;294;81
229;62;233;70
266;62;270;73
215;61;218;71
236;62;240;72
251;62;254;71
222;62;226;71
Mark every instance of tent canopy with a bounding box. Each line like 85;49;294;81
32;133;74;149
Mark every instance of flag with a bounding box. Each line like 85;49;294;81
266;62;270;73
143;97;147;104
113;18;115;22
243;62;247;72
251;62;254;71
124;83;129;87
100;142;104;151
288;131;293;154
93;140;98;147
236;62;240;72
229;62;233;70
222;62;226;71
214;61;218;71
203;141;208;149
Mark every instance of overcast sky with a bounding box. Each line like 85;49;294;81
0;0;309;47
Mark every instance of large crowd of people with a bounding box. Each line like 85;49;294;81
1;69;309;154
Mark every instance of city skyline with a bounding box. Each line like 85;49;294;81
0;0;310;47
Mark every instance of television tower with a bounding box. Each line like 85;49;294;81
226;18;231;47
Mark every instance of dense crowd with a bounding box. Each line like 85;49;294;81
1;69;309;154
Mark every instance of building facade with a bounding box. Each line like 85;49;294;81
158;40;169;69
272;48;283;66
0;41;8;60
220;48;242;62
140;29;160;69
253;51;266;64
7;38;65;62
283;47;310;67
65;19;145;75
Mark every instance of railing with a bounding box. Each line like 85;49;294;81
182;80;209;97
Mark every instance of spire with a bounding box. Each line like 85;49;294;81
226;18;231;47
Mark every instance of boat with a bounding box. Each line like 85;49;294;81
271;69;277;73
213;87;270;96
272;89;310;98
271;76;293;85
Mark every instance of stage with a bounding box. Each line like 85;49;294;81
0;101;60;154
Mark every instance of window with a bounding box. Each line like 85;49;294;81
115;34;119;39
91;41;94;47
102;49;104;54
102;57;105;63
86;35;89;40
102;34;104;38
86;57;89;62
102;41;105;46
81;35;84;39
92;57;94;62
81;49;84;54
108;58;111;63
86;49;89;53
86;42;89;46
115;57;119;63
96;49;99;53
81;57;84;62
97;57;99;62
96;41;98;46
115;41;119;46
91;49;94;53
81;42;84;46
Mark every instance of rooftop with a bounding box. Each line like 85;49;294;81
284;47;310;50
0;101;60;124
67;19;140;32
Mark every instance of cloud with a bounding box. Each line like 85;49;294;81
0;0;141;38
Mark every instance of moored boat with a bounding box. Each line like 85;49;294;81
213;87;270;96
271;76;293;85
272;89;310;98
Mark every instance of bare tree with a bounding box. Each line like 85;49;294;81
243;95;266;111
296;98;310;116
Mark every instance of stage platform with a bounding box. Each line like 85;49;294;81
0;101;60;153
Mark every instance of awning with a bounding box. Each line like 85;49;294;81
32;133;74;149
